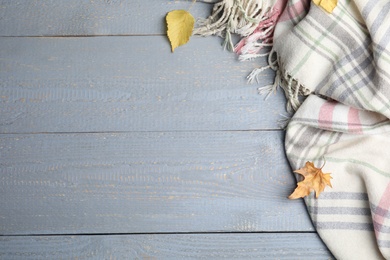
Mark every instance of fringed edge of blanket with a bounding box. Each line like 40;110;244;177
249;48;312;112
193;0;282;57
193;0;311;112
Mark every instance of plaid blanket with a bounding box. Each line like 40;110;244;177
276;0;390;259
197;0;390;258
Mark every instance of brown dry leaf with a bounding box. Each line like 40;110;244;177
289;161;332;199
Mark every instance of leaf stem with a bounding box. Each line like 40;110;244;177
320;157;326;169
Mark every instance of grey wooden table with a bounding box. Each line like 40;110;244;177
0;0;333;259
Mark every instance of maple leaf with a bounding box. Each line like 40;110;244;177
289;161;332;199
312;0;338;13
166;10;195;52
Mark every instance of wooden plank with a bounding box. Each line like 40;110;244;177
0;131;313;235
0;233;333;259
0;0;213;36
0;36;282;133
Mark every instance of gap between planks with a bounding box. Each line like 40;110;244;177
0;129;284;135
1;231;316;237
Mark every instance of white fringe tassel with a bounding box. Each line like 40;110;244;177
277;113;292;129
193;0;276;51
195;0;311;112
251;48;311;111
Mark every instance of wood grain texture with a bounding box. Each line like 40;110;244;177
0;36;282;133
0;0;212;36
0;0;332;257
0;233;334;259
0;131;313;235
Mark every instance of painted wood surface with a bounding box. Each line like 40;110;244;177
0;233;334;259
0;36;282;134
0;131;314;235
0;0;212;36
0;0;333;256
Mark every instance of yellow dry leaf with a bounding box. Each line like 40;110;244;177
166;10;195;52
289;161;332;199
312;0;338;13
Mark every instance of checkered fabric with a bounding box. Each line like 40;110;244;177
275;1;390;259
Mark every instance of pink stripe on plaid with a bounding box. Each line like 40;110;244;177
234;0;287;55
318;101;337;129
373;182;390;238
279;0;310;22
348;108;363;134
